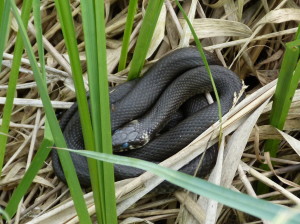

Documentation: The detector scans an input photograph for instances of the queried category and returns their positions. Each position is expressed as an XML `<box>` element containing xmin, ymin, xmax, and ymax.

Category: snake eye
<box><xmin>121</xmin><ymin>142</ymin><xmax>129</xmax><ymax>149</ymax></box>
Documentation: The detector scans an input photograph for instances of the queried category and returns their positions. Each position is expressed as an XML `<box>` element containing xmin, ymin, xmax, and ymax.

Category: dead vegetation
<box><xmin>1</xmin><ymin>0</ymin><xmax>300</xmax><ymax>223</ymax></box>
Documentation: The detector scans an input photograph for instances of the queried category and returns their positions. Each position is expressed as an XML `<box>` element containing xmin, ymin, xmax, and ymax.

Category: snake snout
<box><xmin>112</xmin><ymin>120</ymin><xmax>150</xmax><ymax>152</ymax></box>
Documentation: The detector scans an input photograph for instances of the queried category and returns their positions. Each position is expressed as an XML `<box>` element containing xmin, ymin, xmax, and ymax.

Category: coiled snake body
<box><xmin>52</xmin><ymin>47</ymin><xmax>243</xmax><ymax>188</ymax></box>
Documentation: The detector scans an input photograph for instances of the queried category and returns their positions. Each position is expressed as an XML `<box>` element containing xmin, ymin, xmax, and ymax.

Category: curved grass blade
<box><xmin>4</xmin><ymin>137</ymin><xmax>53</xmax><ymax>217</ymax></box>
<box><xmin>9</xmin><ymin>1</ymin><xmax>91</xmax><ymax>222</ymax></box>
<box><xmin>52</xmin><ymin>0</ymin><xmax>94</xmax><ymax>152</ymax></box>
<box><xmin>4</xmin><ymin>0</ymin><xmax>54</xmax><ymax>218</ymax></box>
<box><xmin>58</xmin><ymin>148</ymin><xmax>300</xmax><ymax>224</ymax></box>
<box><xmin>0</xmin><ymin>0</ymin><xmax>33</xmax><ymax>179</ymax></box>
<box><xmin>0</xmin><ymin>207</ymin><xmax>10</xmax><ymax>222</ymax></box>
<box><xmin>174</xmin><ymin>0</ymin><xmax>223</xmax><ymax>135</ymax></box>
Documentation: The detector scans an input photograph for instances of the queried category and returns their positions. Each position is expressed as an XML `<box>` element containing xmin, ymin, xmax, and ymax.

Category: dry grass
<box><xmin>1</xmin><ymin>0</ymin><xmax>300</xmax><ymax>223</ymax></box>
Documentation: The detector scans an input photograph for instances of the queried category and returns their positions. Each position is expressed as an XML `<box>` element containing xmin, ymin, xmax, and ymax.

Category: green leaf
<box><xmin>57</xmin><ymin>148</ymin><xmax>300</xmax><ymax>224</ymax></box>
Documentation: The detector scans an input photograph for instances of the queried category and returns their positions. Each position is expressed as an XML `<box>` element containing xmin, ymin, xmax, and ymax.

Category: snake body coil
<box><xmin>52</xmin><ymin>47</ymin><xmax>243</xmax><ymax>188</ymax></box>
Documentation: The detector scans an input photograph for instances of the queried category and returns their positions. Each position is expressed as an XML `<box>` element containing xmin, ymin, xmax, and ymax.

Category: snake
<box><xmin>52</xmin><ymin>47</ymin><xmax>243</xmax><ymax>188</ymax></box>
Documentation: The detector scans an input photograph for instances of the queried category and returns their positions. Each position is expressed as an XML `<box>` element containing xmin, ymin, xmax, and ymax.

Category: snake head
<box><xmin>112</xmin><ymin>120</ymin><xmax>151</xmax><ymax>152</ymax></box>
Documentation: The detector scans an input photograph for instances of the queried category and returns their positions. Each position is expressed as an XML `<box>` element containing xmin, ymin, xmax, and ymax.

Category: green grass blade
<box><xmin>0</xmin><ymin>0</ymin><xmax>11</xmax><ymax>177</ymax></box>
<box><xmin>174</xmin><ymin>0</ymin><xmax>223</xmax><ymax>133</ymax></box>
<box><xmin>118</xmin><ymin>0</ymin><xmax>138</xmax><ymax>71</ymax></box>
<box><xmin>264</xmin><ymin>40</ymin><xmax>300</xmax><ymax>157</ymax></box>
<box><xmin>80</xmin><ymin>0</ymin><xmax>118</xmax><ymax>222</ymax></box>
<box><xmin>4</xmin><ymin>137</ymin><xmax>53</xmax><ymax>217</ymax></box>
<box><xmin>52</xmin><ymin>0</ymin><xmax>94</xmax><ymax>153</ymax></box>
<box><xmin>127</xmin><ymin>0</ymin><xmax>164</xmax><ymax>80</ymax></box>
<box><xmin>94</xmin><ymin>0</ymin><xmax>117</xmax><ymax>223</ymax></box>
<box><xmin>0</xmin><ymin>0</ymin><xmax>32</xmax><ymax>179</ymax></box>
<box><xmin>269</xmin><ymin>41</ymin><xmax>299</xmax><ymax>130</ymax></box>
<box><xmin>57</xmin><ymin>148</ymin><xmax>300</xmax><ymax>224</ymax></box>
<box><xmin>0</xmin><ymin>0</ymin><xmax>10</xmax><ymax>71</ymax></box>
<box><xmin>295</xmin><ymin>24</ymin><xmax>300</xmax><ymax>40</ymax></box>
<box><xmin>9</xmin><ymin>1</ymin><xmax>91</xmax><ymax>222</ymax></box>
<box><xmin>32</xmin><ymin>0</ymin><xmax>46</xmax><ymax>79</ymax></box>
<box><xmin>0</xmin><ymin>0</ymin><xmax>4</xmax><ymax>22</ymax></box>
<box><xmin>52</xmin><ymin>0</ymin><xmax>102</xmax><ymax>222</ymax></box>
<box><xmin>4</xmin><ymin>0</ymin><xmax>54</xmax><ymax>217</ymax></box>
<box><xmin>0</xmin><ymin>207</ymin><xmax>10</xmax><ymax>222</ymax></box>
<box><xmin>259</xmin><ymin>33</ymin><xmax>300</xmax><ymax>194</ymax></box>
<box><xmin>79</xmin><ymin>0</ymin><xmax>104</xmax><ymax>222</ymax></box>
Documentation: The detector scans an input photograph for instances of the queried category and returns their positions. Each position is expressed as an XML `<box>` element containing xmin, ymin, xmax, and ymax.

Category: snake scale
<box><xmin>52</xmin><ymin>47</ymin><xmax>243</xmax><ymax>189</ymax></box>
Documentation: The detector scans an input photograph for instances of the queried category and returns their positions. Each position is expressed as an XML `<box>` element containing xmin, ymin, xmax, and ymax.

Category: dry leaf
<box><xmin>181</xmin><ymin>18</ymin><xmax>252</xmax><ymax>39</ymax></box>
<box><xmin>255</xmin><ymin>8</ymin><xmax>300</xmax><ymax>28</ymax></box>
<box><xmin>277</xmin><ymin>129</ymin><xmax>300</xmax><ymax>156</ymax></box>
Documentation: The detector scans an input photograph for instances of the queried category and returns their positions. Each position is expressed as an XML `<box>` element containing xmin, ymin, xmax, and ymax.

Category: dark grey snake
<box><xmin>52</xmin><ymin>47</ymin><xmax>243</xmax><ymax>188</ymax></box>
